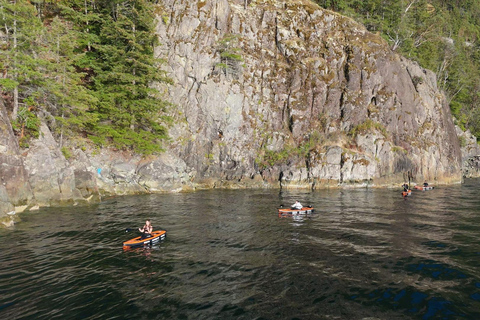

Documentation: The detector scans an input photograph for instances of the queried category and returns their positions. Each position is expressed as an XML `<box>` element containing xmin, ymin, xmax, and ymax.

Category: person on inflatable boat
<box><xmin>423</xmin><ymin>181</ymin><xmax>429</xmax><ymax>187</ymax></box>
<box><xmin>402</xmin><ymin>183</ymin><xmax>409</xmax><ymax>192</ymax></box>
<box><xmin>291</xmin><ymin>201</ymin><xmax>303</xmax><ymax>210</ymax></box>
<box><xmin>139</xmin><ymin>219</ymin><xmax>153</xmax><ymax>239</ymax></box>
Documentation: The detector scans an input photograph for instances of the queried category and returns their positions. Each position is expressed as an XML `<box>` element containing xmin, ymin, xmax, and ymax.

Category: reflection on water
<box><xmin>1</xmin><ymin>181</ymin><xmax>480</xmax><ymax>319</ymax></box>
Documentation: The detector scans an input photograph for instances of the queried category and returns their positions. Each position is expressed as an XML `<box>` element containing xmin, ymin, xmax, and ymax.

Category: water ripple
<box><xmin>1</xmin><ymin>184</ymin><xmax>480</xmax><ymax>319</ymax></box>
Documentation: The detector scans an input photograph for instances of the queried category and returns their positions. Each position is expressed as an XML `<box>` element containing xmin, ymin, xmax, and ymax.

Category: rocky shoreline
<box><xmin>2</xmin><ymin>0</ymin><xmax>480</xmax><ymax>227</ymax></box>
<box><xmin>0</xmin><ymin>100</ymin><xmax>473</xmax><ymax>228</ymax></box>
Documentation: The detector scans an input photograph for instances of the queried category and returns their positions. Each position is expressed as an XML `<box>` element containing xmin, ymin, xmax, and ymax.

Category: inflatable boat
<box><xmin>123</xmin><ymin>230</ymin><xmax>166</xmax><ymax>248</ymax></box>
<box><xmin>278</xmin><ymin>207</ymin><xmax>314</xmax><ymax>216</ymax></box>
<box><xmin>414</xmin><ymin>185</ymin><xmax>434</xmax><ymax>191</ymax></box>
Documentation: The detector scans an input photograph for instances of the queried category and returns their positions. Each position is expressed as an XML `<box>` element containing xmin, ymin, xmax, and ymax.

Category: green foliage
<box><xmin>0</xmin><ymin>78</ymin><xmax>19</xmax><ymax>90</ymax></box>
<box><xmin>84</xmin><ymin>0</ymin><xmax>171</xmax><ymax>154</ymax></box>
<box><xmin>220</xmin><ymin>51</ymin><xmax>243</xmax><ymax>62</ymax></box>
<box><xmin>0</xmin><ymin>0</ymin><xmax>48</xmax><ymax>113</ymax></box>
<box><xmin>313</xmin><ymin>0</ymin><xmax>480</xmax><ymax>138</ymax></box>
<box><xmin>256</xmin><ymin>131</ymin><xmax>327</xmax><ymax>169</ymax></box>
<box><xmin>161</xmin><ymin>13</ymin><xmax>169</xmax><ymax>25</ymax></box>
<box><xmin>0</xmin><ymin>0</ymin><xmax>171</xmax><ymax>154</ymax></box>
<box><xmin>61</xmin><ymin>147</ymin><xmax>72</xmax><ymax>159</ymax></box>
<box><xmin>216</xmin><ymin>34</ymin><xmax>244</xmax><ymax>76</ymax></box>
<box><xmin>392</xmin><ymin>145</ymin><xmax>407</xmax><ymax>154</ymax></box>
<box><xmin>216</xmin><ymin>62</ymin><xmax>229</xmax><ymax>69</ymax></box>
<box><xmin>459</xmin><ymin>136</ymin><xmax>467</xmax><ymax>148</ymax></box>
<box><xmin>256</xmin><ymin>148</ymin><xmax>292</xmax><ymax>168</ymax></box>
<box><xmin>349</xmin><ymin>119</ymin><xmax>388</xmax><ymax>137</ymax></box>
<box><xmin>11</xmin><ymin>106</ymin><xmax>41</xmax><ymax>148</ymax></box>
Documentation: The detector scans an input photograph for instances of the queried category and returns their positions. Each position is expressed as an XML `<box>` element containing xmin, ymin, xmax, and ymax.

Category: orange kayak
<box><xmin>123</xmin><ymin>230</ymin><xmax>166</xmax><ymax>247</ymax></box>
<box><xmin>402</xmin><ymin>190</ymin><xmax>412</xmax><ymax>197</ymax></box>
<box><xmin>278</xmin><ymin>207</ymin><xmax>314</xmax><ymax>216</ymax></box>
<box><xmin>414</xmin><ymin>185</ymin><xmax>434</xmax><ymax>191</ymax></box>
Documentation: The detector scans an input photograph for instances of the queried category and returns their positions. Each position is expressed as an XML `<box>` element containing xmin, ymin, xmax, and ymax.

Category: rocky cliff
<box><xmin>458</xmin><ymin>127</ymin><xmax>480</xmax><ymax>178</ymax></box>
<box><xmin>0</xmin><ymin>98</ymin><xmax>33</xmax><ymax>226</ymax></box>
<box><xmin>0</xmin><ymin>0</ymin><xmax>469</xmax><ymax>223</ymax></box>
<box><xmin>156</xmin><ymin>0</ymin><xmax>462</xmax><ymax>188</ymax></box>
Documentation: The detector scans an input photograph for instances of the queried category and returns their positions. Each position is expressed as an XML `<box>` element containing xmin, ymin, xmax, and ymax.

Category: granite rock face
<box><xmin>463</xmin><ymin>156</ymin><xmax>480</xmax><ymax>179</ymax></box>
<box><xmin>0</xmin><ymin>99</ymin><xmax>33</xmax><ymax>219</ymax></box>
<box><xmin>137</xmin><ymin>154</ymin><xmax>195</xmax><ymax>192</ymax></box>
<box><xmin>156</xmin><ymin>0</ymin><xmax>462</xmax><ymax>188</ymax></box>
<box><xmin>457</xmin><ymin>127</ymin><xmax>480</xmax><ymax>178</ymax></box>
<box><xmin>23</xmin><ymin>123</ymin><xmax>84</xmax><ymax>206</ymax></box>
<box><xmin>69</xmin><ymin>149</ymin><xmax>195</xmax><ymax>196</ymax></box>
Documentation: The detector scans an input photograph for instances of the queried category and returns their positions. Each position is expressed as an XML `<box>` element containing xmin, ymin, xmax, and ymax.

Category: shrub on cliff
<box><xmin>216</xmin><ymin>34</ymin><xmax>244</xmax><ymax>78</ymax></box>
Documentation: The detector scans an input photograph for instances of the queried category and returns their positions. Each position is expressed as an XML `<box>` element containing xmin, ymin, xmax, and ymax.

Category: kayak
<box><xmin>278</xmin><ymin>207</ymin><xmax>314</xmax><ymax>216</ymax></box>
<box><xmin>402</xmin><ymin>190</ymin><xmax>412</xmax><ymax>197</ymax></box>
<box><xmin>123</xmin><ymin>230</ymin><xmax>166</xmax><ymax>248</ymax></box>
<box><xmin>414</xmin><ymin>185</ymin><xmax>434</xmax><ymax>191</ymax></box>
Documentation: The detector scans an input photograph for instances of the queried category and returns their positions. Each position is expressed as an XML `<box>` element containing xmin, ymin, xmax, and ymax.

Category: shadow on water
<box><xmin>1</xmin><ymin>181</ymin><xmax>480</xmax><ymax>319</ymax></box>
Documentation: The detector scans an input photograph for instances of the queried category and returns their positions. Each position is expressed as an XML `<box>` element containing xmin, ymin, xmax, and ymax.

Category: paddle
<box><xmin>125</xmin><ymin>228</ymin><xmax>155</xmax><ymax>241</ymax></box>
<box><xmin>408</xmin><ymin>171</ymin><xmax>411</xmax><ymax>192</ymax></box>
<box><xmin>278</xmin><ymin>204</ymin><xmax>314</xmax><ymax>210</ymax></box>
<box><xmin>125</xmin><ymin>227</ymin><xmax>166</xmax><ymax>233</ymax></box>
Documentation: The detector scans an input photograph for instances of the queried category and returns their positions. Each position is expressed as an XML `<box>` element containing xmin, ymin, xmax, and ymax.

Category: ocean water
<box><xmin>1</xmin><ymin>180</ymin><xmax>480</xmax><ymax>319</ymax></box>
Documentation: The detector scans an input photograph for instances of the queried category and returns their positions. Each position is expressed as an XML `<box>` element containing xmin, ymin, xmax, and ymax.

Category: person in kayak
<box><xmin>291</xmin><ymin>201</ymin><xmax>303</xmax><ymax>210</ymax></box>
<box><xmin>139</xmin><ymin>219</ymin><xmax>153</xmax><ymax>239</ymax></box>
<box><xmin>423</xmin><ymin>181</ymin><xmax>429</xmax><ymax>187</ymax></box>
<box><xmin>402</xmin><ymin>183</ymin><xmax>409</xmax><ymax>192</ymax></box>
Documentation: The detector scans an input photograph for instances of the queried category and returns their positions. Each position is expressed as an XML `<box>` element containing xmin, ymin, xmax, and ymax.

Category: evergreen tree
<box><xmin>1</xmin><ymin>0</ymin><xmax>171</xmax><ymax>154</ymax></box>
<box><xmin>42</xmin><ymin>15</ymin><xmax>98</xmax><ymax>146</ymax></box>
<box><xmin>0</xmin><ymin>0</ymin><xmax>45</xmax><ymax>121</ymax></box>
<box><xmin>62</xmin><ymin>0</ymin><xmax>171</xmax><ymax>154</ymax></box>
<box><xmin>87</xmin><ymin>0</ymin><xmax>171</xmax><ymax>154</ymax></box>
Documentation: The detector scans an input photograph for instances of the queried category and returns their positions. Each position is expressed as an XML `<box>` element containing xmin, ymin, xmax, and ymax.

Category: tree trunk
<box><xmin>85</xmin><ymin>0</ymin><xmax>91</xmax><ymax>51</ymax></box>
<box><xmin>130</xmin><ymin>6</ymin><xmax>136</xmax><ymax>131</ymax></box>
<box><xmin>12</xmin><ymin>0</ymin><xmax>19</xmax><ymax>121</ymax></box>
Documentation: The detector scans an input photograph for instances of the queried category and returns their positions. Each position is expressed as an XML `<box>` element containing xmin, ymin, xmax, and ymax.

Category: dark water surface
<box><xmin>1</xmin><ymin>180</ymin><xmax>480</xmax><ymax>319</ymax></box>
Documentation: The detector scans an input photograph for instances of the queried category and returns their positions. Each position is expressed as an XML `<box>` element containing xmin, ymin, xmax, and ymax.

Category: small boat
<box><xmin>414</xmin><ymin>185</ymin><xmax>434</xmax><ymax>191</ymax></box>
<box><xmin>123</xmin><ymin>230</ymin><xmax>166</xmax><ymax>248</ymax></box>
<box><xmin>278</xmin><ymin>207</ymin><xmax>314</xmax><ymax>216</ymax></box>
<box><xmin>402</xmin><ymin>190</ymin><xmax>412</xmax><ymax>197</ymax></box>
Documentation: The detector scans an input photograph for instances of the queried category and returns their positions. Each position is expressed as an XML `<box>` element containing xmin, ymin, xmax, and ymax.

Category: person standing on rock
<box><xmin>139</xmin><ymin>219</ymin><xmax>153</xmax><ymax>239</ymax></box>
